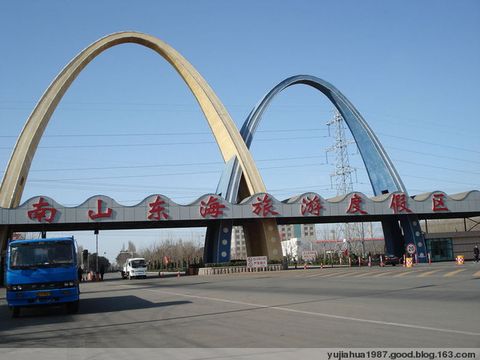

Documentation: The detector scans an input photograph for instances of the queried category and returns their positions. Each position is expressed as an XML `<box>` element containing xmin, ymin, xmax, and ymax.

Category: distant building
<box><xmin>280</xmin><ymin>237</ymin><xmax>315</xmax><ymax>260</ymax></box>
<box><xmin>231</xmin><ymin>224</ymin><xmax>316</xmax><ymax>260</ymax></box>
<box><xmin>421</xmin><ymin>217</ymin><xmax>480</xmax><ymax>261</ymax></box>
<box><xmin>231</xmin><ymin>226</ymin><xmax>247</xmax><ymax>260</ymax></box>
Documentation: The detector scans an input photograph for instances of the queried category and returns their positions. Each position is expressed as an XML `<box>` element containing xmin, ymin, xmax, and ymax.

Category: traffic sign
<box><xmin>406</xmin><ymin>243</ymin><xmax>416</xmax><ymax>255</ymax></box>
<box><xmin>247</xmin><ymin>256</ymin><xmax>267</xmax><ymax>268</ymax></box>
<box><xmin>302</xmin><ymin>250</ymin><xmax>317</xmax><ymax>261</ymax></box>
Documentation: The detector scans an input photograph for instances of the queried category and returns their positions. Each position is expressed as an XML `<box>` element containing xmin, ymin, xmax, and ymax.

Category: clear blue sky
<box><xmin>1</xmin><ymin>0</ymin><xmax>479</xmax><ymax>262</ymax></box>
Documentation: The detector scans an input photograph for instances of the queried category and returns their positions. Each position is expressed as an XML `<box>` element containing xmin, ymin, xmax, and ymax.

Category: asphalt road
<box><xmin>0</xmin><ymin>262</ymin><xmax>479</xmax><ymax>348</ymax></box>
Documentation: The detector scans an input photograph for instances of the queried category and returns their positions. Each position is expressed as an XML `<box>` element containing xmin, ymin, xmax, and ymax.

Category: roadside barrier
<box><xmin>414</xmin><ymin>254</ymin><xmax>418</xmax><ymax>264</ymax></box>
<box><xmin>428</xmin><ymin>253</ymin><xmax>432</xmax><ymax>264</ymax></box>
<box><xmin>405</xmin><ymin>257</ymin><xmax>413</xmax><ymax>268</ymax></box>
<box><xmin>380</xmin><ymin>255</ymin><xmax>384</xmax><ymax>267</ymax></box>
<box><xmin>348</xmin><ymin>257</ymin><xmax>352</xmax><ymax>267</ymax></box>
<box><xmin>456</xmin><ymin>255</ymin><xmax>464</xmax><ymax>265</ymax></box>
<box><xmin>198</xmin><ymin>264</ymin><xmax>282</xmax><ymax>275</ymax></box>
<box><xmin>368</xmin><ymin>255</ymin><xmax>372</xmax><ymax>267</ymax></box>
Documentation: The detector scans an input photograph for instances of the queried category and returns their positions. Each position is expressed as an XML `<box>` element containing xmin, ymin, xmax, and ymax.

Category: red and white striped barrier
<box><xmin>456</xmin><ymin>255</ymin><xmax>464</xmax><ymax>265</ymax></box>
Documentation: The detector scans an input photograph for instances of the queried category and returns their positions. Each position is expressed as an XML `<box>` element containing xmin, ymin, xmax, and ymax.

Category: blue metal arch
<box><xmin>205</xmin><ymin>75</ymin><xmax>426</xmax><ymax>263</ymax></box>
<box><xmin>219</xmin><ymin>75</ymin><xmax>406</xmax><ymax>202</ymax></box>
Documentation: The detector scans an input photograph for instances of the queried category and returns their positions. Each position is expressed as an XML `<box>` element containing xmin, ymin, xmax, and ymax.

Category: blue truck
<box><xmin>5</xmin><ymin>236</ymin><xmax>80</xmax><ymax>317</ymax></box>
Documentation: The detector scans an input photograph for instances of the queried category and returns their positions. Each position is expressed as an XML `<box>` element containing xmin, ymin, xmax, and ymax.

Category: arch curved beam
<box><xmin>218</xmin><ymin>74</ymin><xmax>406</xmax><ymax>203</ymax></box>
<box><xmin>0</xmin><ymin>31</ymin><xmax>267</xmax><ymax>209</ymax></box>
<box><xmin>0</xmin><ymin>31</ymin><xmax>283</xmax><ymax>263</ymax></box>
<box><xmin>214</xmin><ymin>75</ymin><xmax>424</xmax><ymax>261</ymax></box>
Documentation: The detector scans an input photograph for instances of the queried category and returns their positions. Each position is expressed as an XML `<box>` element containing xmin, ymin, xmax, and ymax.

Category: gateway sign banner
<box><xmin>1</xmin><ymin>191</ymin><xmax>479</xmax><ymax>226</ymax></box>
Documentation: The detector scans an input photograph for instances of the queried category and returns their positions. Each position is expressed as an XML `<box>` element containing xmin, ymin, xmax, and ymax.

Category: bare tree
<box><xmin>138</xmin><ymin>239</ymin><xmax>203</xmax><ymax>270</ymax></box>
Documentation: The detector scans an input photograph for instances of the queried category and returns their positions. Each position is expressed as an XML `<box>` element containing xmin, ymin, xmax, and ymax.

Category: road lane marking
<box><xmin>350</xmin><ymin>271</ymin><xmax>374</xmax><ymax>278</ymax></box>
<box><xmin>304</xmin><ymin>271</ymin><xmax>345</xmax><ymax>278</ymax></box>
<box><xmin>372</xmin><ymin>271</ymin><xmax>393</xmax><ymax>277</ymax></box>
<box><xmin>331</xmin><ymin>271</ymin><xmax>357</xmax><ymax>278</ymax></box>
<box><xmin>417</xmin><ymin>270</ymin><xmax>441</xmax><ymax>277</ymax></box>
<box><xmin>392</xmin><ymin>271</ymin><xmax>414</xmax><ymax>277</ymax></box>
<box><xmin>443</xmin><ymin>269</ymin><xmax>466</xmax><ymax>277</ymax></box>
<box><xmin>143</xmin><ymin>287</ymin><xmax>480</xmax><ymax>337</ymax></box>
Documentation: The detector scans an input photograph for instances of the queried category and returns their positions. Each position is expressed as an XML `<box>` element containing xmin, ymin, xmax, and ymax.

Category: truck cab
<box><xmin>121</xmin><ymin>258</ymin><xmax>147</xmax><ymax>279</ymax></box>
<box><xmin>5</xmin><ymin>236</ymin><xmax>80</xmax><ymax>317</ymax></box>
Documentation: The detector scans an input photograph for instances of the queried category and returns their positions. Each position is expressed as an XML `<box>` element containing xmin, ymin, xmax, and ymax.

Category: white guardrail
<box><xmin>198</xmin><ymin>264</ymin><xmax>282</xmax><ymax>275</ymax></box>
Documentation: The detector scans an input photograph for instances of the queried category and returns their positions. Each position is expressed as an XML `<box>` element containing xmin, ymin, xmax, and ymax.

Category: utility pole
<box><xmin>94</xmin><ymin>229</ymin><xmax>99</xmax><ymax>273</ymax></box>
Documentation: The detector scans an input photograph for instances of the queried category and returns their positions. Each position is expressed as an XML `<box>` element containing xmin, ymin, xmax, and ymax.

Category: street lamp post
<box><xmin>94</xmin><ymin>229</ymin><xmax>99</xmax><ymax>273</ymax></box>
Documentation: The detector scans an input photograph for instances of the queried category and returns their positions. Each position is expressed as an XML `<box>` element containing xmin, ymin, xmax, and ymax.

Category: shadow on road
<box><xmin>0</xmin><ymin>295</ymin><xmax>191</xmax><ymax>336</ymax></box>
<box><xmin>79</xmin><ymin>296</ymin><xmax>191</xmax><ymax>315</ymax></box>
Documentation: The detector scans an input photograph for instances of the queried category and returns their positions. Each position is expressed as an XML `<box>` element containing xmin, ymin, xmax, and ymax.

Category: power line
<box><xmin>386</xmin><ymin>146</ymin><xmax>480</xmax><ymax>165</ymax></box>
<box><xmin>2</xmin><ymin>131</ymin><xmax>477</xmax><ymax>158</ymax></box>
<box><xmin>0</xmin><ymin>128</ymin><xmax>328</xmax><ymax>139</ymax></box>
<box><xmin>401</xmin><ymin>174</ymin><xmax>479</xmax><ymax>187</ymax></box>
<box><xmin>0</xmin><ymin>99</ymin><xmax>331</xmax><ymax>110</ymax></box>
<box><xmin>10</xmin><ymin>152</ymin><xmax>478</xmax><ymax>178</ymax></box>
<box><xmin>0</xmin><ymin>135</ymin><xmax>329</xmax><ymax>150</ymax></box>
<box><xmin>25</xmin><ymin>154</ymin><xmax>327</xmax><ymax>172</ymax></box>
<box><xmin>27</xmin><ymin>162</ymin><xmax>329</xmax><ymax>183</ymax></box>
<box><xmin>377</xmin><ymin>132</ymin><xmax>480</xmax><ymax>154</ymax></box>
<box><xmin>391</xmin><ymin>158</ymin><xmax>480</xmax><ymax>175</ymax></box>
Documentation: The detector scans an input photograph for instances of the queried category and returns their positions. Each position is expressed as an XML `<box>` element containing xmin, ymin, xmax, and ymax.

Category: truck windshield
<box><xmin>9</xmin><ymin>241</ymin><xmax>74</xmax><ymax>269</ymax></box>
<box><xmin>131</xmin><ymin>260</ymin><xmax>146</xmax><ymax>268</ymax></box>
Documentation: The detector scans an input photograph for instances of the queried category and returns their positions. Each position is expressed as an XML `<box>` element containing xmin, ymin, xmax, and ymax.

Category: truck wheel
<box><xmin>66</xmin><ymin>301</ymin><xmax>79</xmax><ymax>314</ymax></box>
<box><xmin>10</xmin><ymin>306</ymin><xmax>20</xmax><ymax>318</ymax></box>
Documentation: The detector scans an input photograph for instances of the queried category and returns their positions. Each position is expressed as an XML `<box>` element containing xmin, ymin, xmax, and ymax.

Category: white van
<box><xmin>121</xmin><ymin>258</ymin><xmax>147</xmax><ymax>279</ymax></box>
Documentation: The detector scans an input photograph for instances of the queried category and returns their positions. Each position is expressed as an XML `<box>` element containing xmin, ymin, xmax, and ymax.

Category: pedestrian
<box><xmin>100</xmin><ymin>263</ymin><xmax>105</xmax><ymax>281</ymax></box>
<box><xmin>474</xmin><ymin>245</ymin><xmax>479</xmax><ymax>263</ymax></box>
<box><xmin>77</xmin><ymin>266</ymin><xmax>83</xmax><ymax>282</ymax></box>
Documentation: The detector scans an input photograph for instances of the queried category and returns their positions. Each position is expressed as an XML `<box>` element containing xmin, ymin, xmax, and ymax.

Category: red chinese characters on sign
<box><xmin>389</xmin><ymin>193</ymin><xmax>412</xmax><ymax>214</ymax></box>
<box><xmin>301</xmin><ymin>195</ymin><xmax>323</xmax><ymax>216</ymax></box>
<box><xmin>88</xmin><ymin>199</ymin><xmax>113</xmax><ymax>220</ymax></box>
<box><xmin>346</xmin><ymin>193</ymin><xmax>368</xmax><ymax>215</ymax></box>
<box><xmin>252</xmin><ymin>194</ymin><xmax>279</xmax><ymax>217</ymax></box>
<box><xmin>200</xmin><ymin>196</ymin><xmax>226</xmax><ymax>218</ymax></box>
<box><xmin>27</xmin><ymin>197</ymin><xmax>57</xmax><ymax>223</ymax></box>
<box><xmin>148</xmin><ymin>196</ymin><xmax>169</xmax><ymax>220</ymax></box>
<box><xmin>432</xmin><ymin>193</ymin><xmax>449</xmax><ymax>211</ymax></box>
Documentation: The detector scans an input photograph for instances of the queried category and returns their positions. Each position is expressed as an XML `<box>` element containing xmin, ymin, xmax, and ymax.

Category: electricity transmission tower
<box><xmin>326</xmin><ymin>109</ymin><xmax>356</xmax><ymax>195</ymax></box>
<box><xmin>326</xmin><ymin>109</ymin><xmax>365</xmax><ymax>255</ymax></box>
